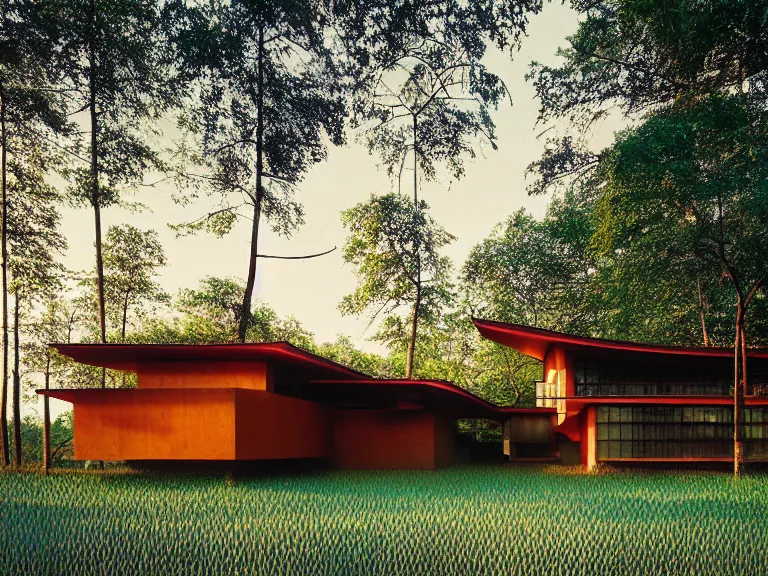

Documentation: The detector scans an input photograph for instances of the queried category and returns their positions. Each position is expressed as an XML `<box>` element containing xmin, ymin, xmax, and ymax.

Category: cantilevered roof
<box><xmin>50</xmin><ymin>341</ymin><xmax>369</xmax><ymax>381</ymax></box>
<box><xmin>308</xmin><ymin>379</ymin><xmax>551</xmax><ymax>419</ymax></box>
<box><xmin>472</xmin><ymin>317</ymin><xmax>768</xmax><ymax>362</ymax></box>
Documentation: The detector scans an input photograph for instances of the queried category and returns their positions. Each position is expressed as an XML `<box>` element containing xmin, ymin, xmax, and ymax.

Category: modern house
<box><xmin>39</xmin><ymin>318</ymin><xmax>768</xmax><ymax>470</ymax></box>
<box><xmin>474</xmin><ymin>319</ymin><xmax>768</xmax><ymax>468</ymax></box>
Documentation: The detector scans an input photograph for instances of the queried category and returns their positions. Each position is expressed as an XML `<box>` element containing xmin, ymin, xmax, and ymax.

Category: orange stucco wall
<box><xmin>137</xmin><ymin>361</ymin><xmax>272</xmax><ymax>391</ymax></box>
<box><xmin>73</xmin><ymin>389</ymin><xmax>237</xmax><ymax>461</ymax></box>
<box><xmin>332</xmin><ymin>410</ymin><xmax>454</xmax><ymax>469</ymax></box>
<box><xmin>72</xmin><ymin>388</ymin><xmax>336</xmax><ymax>462</ymax></box>
<box><xmin>234</xmin><ymin>390</ymin><xmax>332</xmax><ymax>460</ymax></box>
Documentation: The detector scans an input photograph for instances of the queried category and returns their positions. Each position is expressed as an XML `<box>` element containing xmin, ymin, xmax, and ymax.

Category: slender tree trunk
<box><xmin>121</xmin><ymin>290</ymin><xmax>129</xmax><ymax>342</ymax></box>
<box><xmin>0</xmin><ymin>85</ymin><xmax>8</xmax><ymax>466</ymax></box>
<box><xmin>121</xmin><ymin>290</ymin><xmax>129</xmax><ymax>387</ymax></box>
<box><xmin>734</xmin><ymin>301</ymin><xmax>744</xmax><ymax>477</ymax></box>
<box><xmin>89</xmin><ymin>0</ymin><xmax>106</xmax><ymax>405</ymax></box>
<box><xmin>43</xmin><ymin>355</ymin><xmax>50</xmax><ymax>473</ymax></box>
<box><xmin>239</xmin><ymin>21</ymin><xmax>265</xmax><ymax>343</ymax></box>
<box><xmin>741</xmin><ymin>320</ymin><xmax>748</xmax><ymax>397</ymax></box>
<box><xmin>406</xmin><ymin>283</ymin><xmax>421</xmax><ymax>379</ymax></box>
<box><xmin>405</xmin><ymin>115</ymin><xmax>420</xmax><ymax>379</ymax></box>
<box><xmin>89</xmin><ymin>0</ymin><xmax>105</xmax><ymax>350</ymax></box>
<box><xmin>697</xmin><ymin>277</ymin><xmax>710</xmax><ymax>347</ymax></box>
<box><xmin>12</xmin><ymin>293</ymin><xmax>20</xmax><ymax>467</ymax></box>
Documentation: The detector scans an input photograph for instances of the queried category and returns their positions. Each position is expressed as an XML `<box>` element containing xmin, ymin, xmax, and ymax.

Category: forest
<box><xmin>1</xmin><ymin>0</ymin><xmax>767</xmax><ymax>468</ymax></box>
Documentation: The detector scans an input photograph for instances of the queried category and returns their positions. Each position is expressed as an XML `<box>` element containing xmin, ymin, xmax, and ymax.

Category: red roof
<box><xmin>309</xmin><ymin>379</ymin><xmax>551</xmax><ymax>418</ymax></box>
<box><xmin>472</xmin><ymin>317</ymin><xmax>768</xmax><ymax>361</ymax></box>
<box><xmin>50</xmin><ymin>341</ymin><xmax>369</xmax><ymax>380</ymax></box>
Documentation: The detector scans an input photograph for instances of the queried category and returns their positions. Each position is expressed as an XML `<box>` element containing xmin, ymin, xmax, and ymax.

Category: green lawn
<box><xmin>2</xmin><ymin>465</ymin><xmax>768</xmax><ymax>575</ymax></box>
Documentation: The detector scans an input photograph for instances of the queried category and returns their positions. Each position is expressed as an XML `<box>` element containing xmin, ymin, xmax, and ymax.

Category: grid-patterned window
<box><xmin>575</xmin><ymin>360</ymin><xmax>731</xmax><ymax>397</ymax></box>
<box><xmin>744</xmin><ymin>407</ymin><xmax>768</xmax><ymax>461</ymax></box>
<box><xmin>596</xmin><ymin>406</ymin><xmax>768</xmax><ymax>460</ymax></box>
<box><xmin>596</xmin><ymin>406</ymin><xmax>734</xmax><ymax>459</ymax></box>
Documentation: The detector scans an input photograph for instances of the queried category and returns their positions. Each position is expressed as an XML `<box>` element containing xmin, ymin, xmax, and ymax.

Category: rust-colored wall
<box><xmin>434</xmin><ymin>415</ymin><xmax>455</xmax><ymax>468</ymax></box>
<box><xmin>137</xmin><ymin>361</ymin><xmax>272</xmax><ymax>391</ymax></box>
<box><xmin>73</xmin><ymin>389</ymin><xmax>236</xmax><ymax>461</ymax></box>
<box><xmin>332</xmin><ymin>410</ymin><xmax>453</xmax><ymax>470</ymax></box>
<box><xmin>234</xmin><ymin>390</ymin><xmax>331</xmax><ymax>459</ymax></box>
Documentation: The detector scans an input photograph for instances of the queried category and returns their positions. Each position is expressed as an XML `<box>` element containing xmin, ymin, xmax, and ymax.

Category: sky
<box><xmin>37</xmin><ymin>3</ymin><xmax>625</xmax><ymax>418</ymax></box>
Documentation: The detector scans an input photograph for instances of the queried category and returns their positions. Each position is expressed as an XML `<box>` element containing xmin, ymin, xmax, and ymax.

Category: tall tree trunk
<box><xmin>89</xmin><ymin>0</ymin><xmax>106</xmax><ymax>406</ymax></box>
<box><xmin>239</xmin><ymin>22</ymin><xmax>265</xmax><ymax>343</ymax></box>
<box><xmin>405</xmin><ymin>115</ymin><xmax>420</xmax><ymax>379</ymax></box>
<box><xmin>12</xmin><ymin>293</ymin><xmax>20</xmax><ymax>467</ymax></box>
<box><xmin>90</xmin><ymin>0</ymin><xmax>105</xmax><ymax>471</ymax></box>
<box><xmin>741</xmin><ymin>319</ymin><xmax>748</xmax><ymax>397</ymax></box>
<box><xmin>89</xmin><ymin>0</ymin><xmax>106</xmax><ymax>352</ymax></box>
<box><xmin>734</xmin><ymin>301</ymin><xmax>744</xmax><ymax>477</ymax></box>
<box><xmin>121</xmin><ymin>289</ymin><xmax>129</xmax><ymax>342</ymax></box>
<box><xmin>406</xmin><ymin>282</ymin><xmax>421</xmax><ymax>379</ymax></box>
<box><xmin>43</xmin><ymin>354</ymin><xmax>50</xmax><ymax>473</ymax></box>
<box><xmin>697</xmin><ymin>277</ymin><xmax>710</xmax><ymax>347</ymax></box>
<box><xmin>121</xmin><ymin>290</ymin><xmax>129</xmax><ymax>387</ymax></box>
<box><xmin>0</xmin><ymin>85</ymin><xmax>8</xmax><ymax>466</ymax></box>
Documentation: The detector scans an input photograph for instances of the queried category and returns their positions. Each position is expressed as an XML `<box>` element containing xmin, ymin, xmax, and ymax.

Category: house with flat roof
<box><xmin>39</xmin><ymin>318</ymin><xmax>768</xmax><ymax>470</ymax></box>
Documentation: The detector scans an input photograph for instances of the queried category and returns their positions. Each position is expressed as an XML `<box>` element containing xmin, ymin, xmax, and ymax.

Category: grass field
<box><xmin>3</xmin><ymin>465</ymin><xmax>768</xmax><ymax>575</ymax></box>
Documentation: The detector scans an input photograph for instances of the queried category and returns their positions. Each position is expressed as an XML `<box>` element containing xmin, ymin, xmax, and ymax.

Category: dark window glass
<box><xmin>596</xmin><ymin>405</ymin><xmax>741</xmax><ymax>460</ymax></box>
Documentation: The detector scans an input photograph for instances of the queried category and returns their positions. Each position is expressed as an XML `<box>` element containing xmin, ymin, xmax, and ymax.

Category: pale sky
<box><xmin>37</xmin><ymin>3</ymin><xmax>625</xmax><ymax>418</ymax></box>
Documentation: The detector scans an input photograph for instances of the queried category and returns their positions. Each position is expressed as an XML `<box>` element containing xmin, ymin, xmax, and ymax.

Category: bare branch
<box><xmin>257</xmin><ymin>246</ymin><xmax>337</xmax><ymax>260</ymax></box>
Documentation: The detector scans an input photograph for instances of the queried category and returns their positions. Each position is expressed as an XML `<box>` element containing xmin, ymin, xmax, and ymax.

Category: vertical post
<box><xmin>43</xmin><ymin>354</ymin><xmax>51</xmax><ymax>474</ymax></box>
<box><xmin>0</xmin><ymin>84</ymin><xmax>8</xmax><ymax>467</ymax></box>
<box><xmin>734</xmin><ymin>307</ymin><xmax>743</xmax><ymax>477</ymax></box>
<box><xmin>581</xmin><ymin>406</ymin><xmax>597</xmax><ymax>471</ymax></box>
<box><xmin>502</xmin><ymin>419</ymin><xmax>511</xmax><ymax>461</ymax></box>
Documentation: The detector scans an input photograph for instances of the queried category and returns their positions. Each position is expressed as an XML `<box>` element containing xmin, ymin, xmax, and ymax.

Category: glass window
<box><xmin>609</xmin><ymin>441</ymin><xmax>621</xmax><ymax>458</ymax></box>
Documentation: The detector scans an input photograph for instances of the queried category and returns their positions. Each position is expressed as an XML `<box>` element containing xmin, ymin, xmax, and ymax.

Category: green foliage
<box><xmin>101</xmin><ymin>225</ymin><xmax>169</xmax><ymax>339</ymax></box>
<box><xmin>591</xmin><ymin>93</ymin><xmax>768</xmax><ymax>342</ymax></box>
<box><xmin>166</xmin><ymin>0</ymin><xmax>345</xmax><ymax>238</ymax></box>
<box><xmin>462</xmin><ymin>203</ymin><xmax>596</xmax><ymax>335</ymax></box>
<box><xmin>4</xmin><ymin>467</ymin><xmax>768</xmax><ymax>574</ymax></box>
<box><xmin>340</xmin><ymin>193</ymin><xmax>454</xmax><ymax>324</ymax></box>
<box><xmin>56</xmin><ymin>0</ymin><xmax>178</xmax><ymax>209</ymax></box>
<box><xmin>529</xmin><ymin>0</ymin><xmax>768</xmax><ymax>128</ymax></box>
<box><xmin>349</xmin><ymin>0</ymin><xmax>543</xmax><ymax>184</ymax></box>
<box><xmin>6</xmin><ymin>412</ymin><xmax>74</xmax><ymax>465</ymax></box>
<box><xmin>6</xmin><ymin>144</ymin><xmax>67</xmax><ymax>300</ymax></box>
<box><xmin>316</xmin><ymin>335</ymin><xmax>393</xmax><ymax>378</ymax></box>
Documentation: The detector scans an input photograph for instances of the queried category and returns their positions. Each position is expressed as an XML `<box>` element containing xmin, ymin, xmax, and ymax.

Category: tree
<box><xmin>6</xmin><ymin>140</ymin><xmax>66</xmax><ymax>467</ymax></box>
<box><xmin>0</xmin><ymin>0</ymin><xmax>70</xmax><ymax>466</ymax></box>
<box><xmin>462</xmin><ymin>201</ymin><xmax>597</xmax><ymax>335</ymax></box>
<box><xmin>167</xmin><ymin>0</ymin><xmax>345</xmax><ymax>343</ymax></box>
<box><xmin>57</xmin><ymin>0</ymin><xmax>178</xmax><ymax>354</ymax></box>
<box><xmin>7</xmin><ymin>412</ymin><xmax>74</xmax><ymax>467</ymax></box>
<box><xmin>132</xmin><ymin>276</ymin><xmax>316</xmax><ymax>347</ymax></box>
<box><xmin>590</xmin><ymin>94</ymin><xmax>768</xmax><ymax>475</ymax></box>
<box><xmin>316</xmin><ymin>335</ymin><xmax>392</xmax><ymax>378</ymax></box>
<box><xmin>528</xmin><ymin>0</ymin><xmax>768</xmax><ymax>129</ymax></box>
<box><xmin>22</xmin><ymin>298</ymin><xmax>74</xmax><ymax>472</ymax></box>
<box><xmin>102</xmin><ymin>225</ymin><xmax>168</xmax><ymax>341</ymax></box>
<box><xmin>340</xmin><ymin>193</ymin><xmax>454</xmax><ymax>378</ymax></box>
<box><xmin>528</xmin><ymin>0</ymin><xmax>768</xmax><ymax>476</ymax></box>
